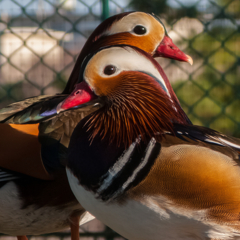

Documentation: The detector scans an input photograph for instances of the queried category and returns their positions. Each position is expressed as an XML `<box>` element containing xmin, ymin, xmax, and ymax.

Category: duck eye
<box><xmin>133</xmin><ymin>25</ymin><xmax>147</xmax><ymax>35</ymax></box>
<box><xmin>104</xmin><ymin>65</ymin><xmax>116</xmax><ymax>75</ymax></box>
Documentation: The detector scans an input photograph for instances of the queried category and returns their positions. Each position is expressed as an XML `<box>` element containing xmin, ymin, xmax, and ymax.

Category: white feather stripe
<box><xmin>0</xmin><ymin>177</ymin><xmax>18</xmax><ymax>182</ymax></box>
<box><xmin>203</xmin><ymin>138</ymin><xmax>225</xmax><ymax>146</ymax></box>
<box><xmin>0</xmin><ymin>169</ymin><xmax>18</xmax><ymax>182</ymax></box>
<box><xmin>97</xmin><ymin>140</ymin><xmax>138</xmax><ymax>193</ymax></box>
<box><xmin>219</xmin><ymin>138</ymin><xmax>240</xmax><ymax>150</ymax></box>
<box><xmin>203</xmin><ymin>137</ymin><xmax>240</xmax><ymax>150</ymax></box>
<box><xmin>122</xmin><ymin>137</ymin><xmax>156</xmax><ymax>190</ymax></box>
<box><xmin>0</xmin><ymin>172</ymin><xmax>15</xmax><ymax>177</ymax></box>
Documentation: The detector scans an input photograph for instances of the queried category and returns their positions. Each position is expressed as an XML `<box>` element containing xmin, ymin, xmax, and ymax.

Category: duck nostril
<box><xmin>75</xmin><ymin>90</ymin><xmax>81</xmax><ymax>95</ymax></box>
<box><xmin>169</xmin><ymin>46</ymin><xmax>174</xmax><ymax>50</ymax></box>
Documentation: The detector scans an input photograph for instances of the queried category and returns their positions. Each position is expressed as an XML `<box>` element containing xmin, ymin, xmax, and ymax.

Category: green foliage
<box><xmin>129</xmin><ymin>0</ymin><xmax>198</xmax><ymax>20</ymax></box>
<box><xmin>173</xmin><ymin>64</ymin><xmax>240</xmax><ymax>137</ymax></box>
<box><xmin>164</xmin><ymin>0</ymin><xmax>240</xmax><ymax>137</ymax></box>
<box><xmin>129</xmin><ymin>0</ymin><xmax>168</xmax><ymax>15</ymax></box>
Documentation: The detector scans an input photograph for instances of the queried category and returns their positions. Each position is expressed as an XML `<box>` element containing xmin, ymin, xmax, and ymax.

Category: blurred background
<box><xmin>0</xmin><ymin>0</ymin><xmax>239</xmax><ymax>239</ymax></box>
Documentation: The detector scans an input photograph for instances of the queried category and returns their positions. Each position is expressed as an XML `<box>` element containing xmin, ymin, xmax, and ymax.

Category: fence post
<box><xmin>102</xmin><ymin>0</ymin><xmax>109</xmax><ymax>20</ymax></box>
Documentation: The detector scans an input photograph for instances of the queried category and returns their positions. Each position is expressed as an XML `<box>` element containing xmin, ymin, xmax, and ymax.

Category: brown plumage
<box><xmin>0</xmin><ymin>123</ymin><xmax>50</xmax><ymax>180</ymax></box>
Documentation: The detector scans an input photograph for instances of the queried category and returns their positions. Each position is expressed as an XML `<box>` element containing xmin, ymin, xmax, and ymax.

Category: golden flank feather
<box><xmin>10</xmin><ymin>123</ymin><xmax>39</xmax><ymax>136</ymax></box>
<box><xmin>130</xmin><ymin>142</ymin><xmax>240</xmax><ymax>229</ymax></box>
<box><xmin>85</xmin><ymin>72</ymin><xmax>186</xmax><ymax>147</ymax></box>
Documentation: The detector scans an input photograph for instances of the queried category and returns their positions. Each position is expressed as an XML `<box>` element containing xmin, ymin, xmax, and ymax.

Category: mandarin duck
<box><xmin>63</xmin><ymin>11</ymin><xmax>193</xmax><ymax>94</ymax></box>
<box><xmin>58</xmin><ymin>46</ymin><xmax>240</xmax><ymax>240</ymax></box>
<box><xmin>0</xmin><ymin>11</ymin><xmax>192</xmax><ymax>239</ymax></box>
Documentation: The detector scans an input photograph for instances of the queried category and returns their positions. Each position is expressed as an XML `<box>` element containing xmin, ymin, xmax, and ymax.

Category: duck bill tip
<box><xmin>186</xmin><ymin>54</ymin><xmax>193</xmax><ymax>65</ymax></box>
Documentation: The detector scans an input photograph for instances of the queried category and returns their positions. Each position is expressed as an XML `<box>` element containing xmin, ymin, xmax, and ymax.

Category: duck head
<box><xmin>58</xmin><ymin>46</ymin><xmax>190</xmax><ymax>147</ymax></box>
<box><xmin>63</xmin><ymin>12</ymin><xmax>192</xmax><ymax>94</ymax></box>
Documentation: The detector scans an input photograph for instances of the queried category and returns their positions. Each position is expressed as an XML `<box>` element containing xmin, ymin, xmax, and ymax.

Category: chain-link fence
<box><xmin>0</xmin><ymin>0</ymin><xmax>240</xmax><ymax>239</ymax></box>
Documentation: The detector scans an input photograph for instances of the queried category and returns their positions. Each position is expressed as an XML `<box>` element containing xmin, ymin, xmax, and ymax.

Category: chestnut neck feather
<box><xmin>146</xmin><ymin>56</ymin><xmax>192</xmax><ymax>124</ymax></box>
<box><xmin>85</xmin><ymin>72</ymin><xmax>189</xmax><ymax>147</ymax></box>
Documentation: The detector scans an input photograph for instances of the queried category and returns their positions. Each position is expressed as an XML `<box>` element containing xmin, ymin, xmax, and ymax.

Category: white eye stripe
<box><xmin>104</xmin><ymin>24</ymin><xmax>149</xmax><ymax>37</ymax></box>
<box><xmin>103</xmin><ymin>12</ymin><xmax>153</xmax><ymax>36</ymax></box>
<box><xmin>84</xmin><ymin>47</ymin><xmax>170</xmax><ymax>97</ymax></box>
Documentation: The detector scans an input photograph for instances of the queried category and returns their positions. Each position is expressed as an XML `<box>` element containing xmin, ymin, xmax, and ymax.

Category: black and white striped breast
<box><xmin>68</xmin><ymin>119</ymin><xmax>161</xmax><ymax>202</ymax></box>
<box><xmin>95</xmin><ymin>137</ymin><xmax>161</xmax><ymax>201</ymax></box>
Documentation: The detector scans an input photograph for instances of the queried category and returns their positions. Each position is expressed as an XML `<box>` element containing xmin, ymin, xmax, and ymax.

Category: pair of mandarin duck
<box><xmin>1</xmin><ymin>11</ymin><xmax>240</xmax><ymax>240</ymax></box>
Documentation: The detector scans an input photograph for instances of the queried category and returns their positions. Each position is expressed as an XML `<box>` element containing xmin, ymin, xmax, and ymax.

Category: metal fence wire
<box><xmin>0</xmin><ymin>0</ymin><xmax>240</xmax><ymax>239</ymax></box>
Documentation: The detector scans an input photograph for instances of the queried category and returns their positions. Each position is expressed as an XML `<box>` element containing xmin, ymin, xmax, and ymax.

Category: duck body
<box><xmin>67</xmin><ymin>126</ymin><xmax>240</xmax><ymax>240</ymax></box>
<box><xmin>62</xmin><ymin>46</ymin><xmax>240</xmax><ymax>240</ymax></box>
<box><xmin>0</xmin><ymin>122</ymin><xmax>94</xmax><ymax>237</ymax></box>
<box><xmin>0</xmin><ymin>169</ymin><xmax>86</xmax><ymax>236</ymax></box>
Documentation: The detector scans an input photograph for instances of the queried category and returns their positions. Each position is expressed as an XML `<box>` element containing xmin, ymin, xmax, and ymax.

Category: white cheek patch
<box><xmin>85</xmin><ymin>47</ymin><xmax>170</xmax><ymax>97</ymax></box>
